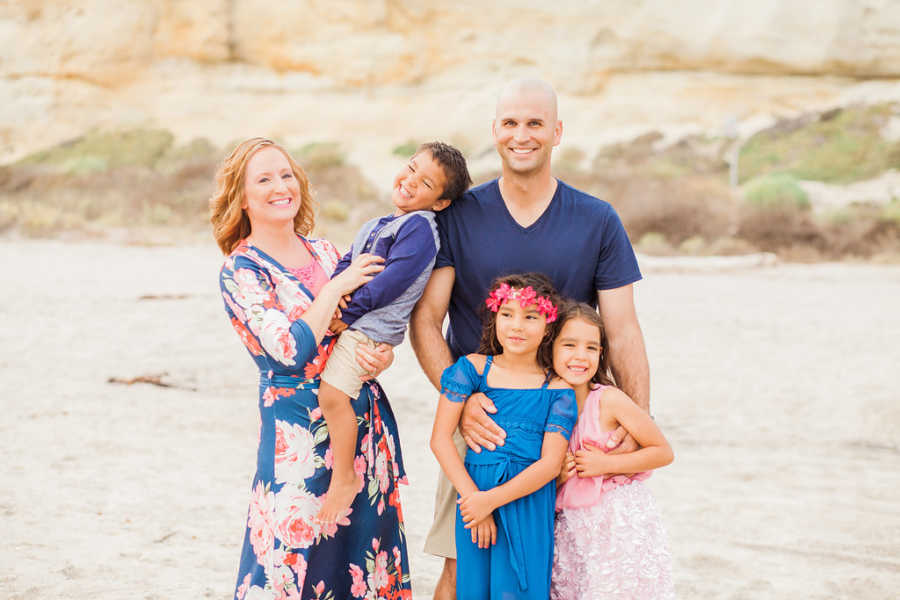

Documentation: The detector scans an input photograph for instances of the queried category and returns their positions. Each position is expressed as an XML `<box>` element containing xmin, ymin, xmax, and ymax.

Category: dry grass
<box><xmin>0</xmin><ymin>131</ymin><xmax>380</xmax><ymax>244</ymax></box>
<box><xmin>738</xmin><ymin>103</ymin><xmax>900</xmax><ymax>183</ymax></box>
<box><xmin>4</xmin><ymin>124</ymin><xmax>900</xmax><ymax>260</ymax></box>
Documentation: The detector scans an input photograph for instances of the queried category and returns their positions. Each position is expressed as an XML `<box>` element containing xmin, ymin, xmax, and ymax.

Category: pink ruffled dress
<box><xmin>551</xmin><ymin>386</ymin><xmax>675</xmax><ymax>600</ymax></box>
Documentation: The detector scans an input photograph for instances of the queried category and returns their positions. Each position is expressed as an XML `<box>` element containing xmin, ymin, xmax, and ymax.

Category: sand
<box><xmin>1</xmin><ymin>239</ymin><xmax>898</xmax><ymax>599</ymax></box>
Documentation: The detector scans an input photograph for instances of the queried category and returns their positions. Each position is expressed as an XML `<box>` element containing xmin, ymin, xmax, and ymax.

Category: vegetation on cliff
<box><xmin>2</xmin><ymin>104</ymin><xmax>900</xmax><ymax>260</ymax></box>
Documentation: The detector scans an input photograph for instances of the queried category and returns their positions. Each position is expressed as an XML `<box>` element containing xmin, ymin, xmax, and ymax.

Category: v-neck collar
<box><xmin>243</xmin><ymin>234</ymin><xmax>324</xmax><ymax>301</ymax></box>
<box><xmin>495</xmin><ymin>178</ymin><xmax>560</xmax><ymax>233</ymax></box>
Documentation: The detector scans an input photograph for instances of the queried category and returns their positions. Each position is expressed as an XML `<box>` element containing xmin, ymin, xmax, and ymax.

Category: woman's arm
<box><xmin>574</xmin><ymin>388</ymin><xmax>673</xmax><ymax>478</ymax></box>
<box><xmin>430</xmin><ymin>395</ymin><xmax>480</xmax><ymax>498</ymax></box>
<box><xmin>458</xmin><ymin>432</ymin><xmax>568</xmax><ymax>527</ymax></box>
<box><xmin>299</xmin><ymin>253</ymin><xmax>384</xmax><ymax>344</ymax></box>
<box><xmin>220</xmin><ymin>254</ymin><xmax>382</xmax><ymax>367</ymax></box>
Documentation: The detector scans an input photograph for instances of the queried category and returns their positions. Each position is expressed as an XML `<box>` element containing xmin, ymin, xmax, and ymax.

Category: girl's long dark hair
<box><xmin>553</xmin><ymin>301</ymin><xmax>616</xmax><ymax>387</ymax></box>
<box><xmin>476</xmin><ymin>272</ymin><xmax>562</xmax><ymax>372</ymax></box>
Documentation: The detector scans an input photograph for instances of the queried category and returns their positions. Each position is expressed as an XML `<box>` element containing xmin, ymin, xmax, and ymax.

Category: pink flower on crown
<box><xmin>536</xmin><ymin>296</ymin><xmax>558</xmax><ymax>322</ymax></box>
<box><xmin>546</xmin><ymin>305</ymin><xmax>558</xmax><ymax>322</ymax></box>
<box><xmin>516</xmin><ymin>286</ymin><xmax>537</xmax><ymax>308</ymax></box>
<box><xmin>485</xmin><ymin>283</ymin><xmax>512</xmax><ymax>312</ymax></box>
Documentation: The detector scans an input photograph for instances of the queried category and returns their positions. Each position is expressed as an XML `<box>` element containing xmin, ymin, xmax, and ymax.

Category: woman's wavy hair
<box><xmin>210</xmin><ymin>137</ymin><xmax>316</xmax><ymax>254</ymax></box>
<box><xmin>476</xmin><ymin>272</ymin><xmax>563</xmax><ymax>372</ymax></box>
<box><xmin>553</xmin><ymin>301</ymin><xmax>616</xmax><ymax>387</ymax></box>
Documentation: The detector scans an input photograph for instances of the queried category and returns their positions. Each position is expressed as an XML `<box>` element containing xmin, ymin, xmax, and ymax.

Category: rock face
<box><xmin>4</xmin><ymin>0</ymin><xmax>900</xmax><ymax>176</ymax></box>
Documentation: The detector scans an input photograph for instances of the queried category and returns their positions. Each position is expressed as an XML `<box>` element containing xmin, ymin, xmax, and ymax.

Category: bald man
<box><xmin>410</xmin><ymin>79</ymin><xmax>649</xmax><ymax>599</ymax></box>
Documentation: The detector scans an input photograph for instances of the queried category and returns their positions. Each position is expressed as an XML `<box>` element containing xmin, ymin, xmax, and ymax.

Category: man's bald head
<box><xmin>496</xmin><ymin>79</ymin><xmax>558</xmax><ymax>121</ymax></box>
<box><xmin>492</xmin><ymin>79</ymin><xmax>562</xmax><ymax>178</ymax></box>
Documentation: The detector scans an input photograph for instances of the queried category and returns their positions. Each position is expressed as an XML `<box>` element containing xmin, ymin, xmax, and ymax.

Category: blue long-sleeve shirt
<box><xmin>332</xmin><ymin>212</ymin><xmax>438</xmax><ymax>332</ymax></box>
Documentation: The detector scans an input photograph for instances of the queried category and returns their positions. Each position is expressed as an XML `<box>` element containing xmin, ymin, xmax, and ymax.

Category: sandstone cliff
<box><xmin>4</xmin><ymin>0</ymin><xmax>900</xmax><ymax>181</ymax></box>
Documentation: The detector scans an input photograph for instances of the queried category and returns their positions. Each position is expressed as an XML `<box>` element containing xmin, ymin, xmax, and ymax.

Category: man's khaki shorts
<box><xmin>423</xmin><ymin>428</ymin><xmax>468</xmax><ymax>559</ymax></box>
<box><xmin>320</xmin><ymin>329</ymin><xmax>377</xmax><ymax>398</ymax></box>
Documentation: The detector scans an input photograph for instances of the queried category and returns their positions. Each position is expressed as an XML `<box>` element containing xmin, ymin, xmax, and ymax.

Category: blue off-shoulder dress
<box><xmin>219</xmin><ymin>237</ymin><xmax>411</xmax><ymax>600</ymax></box>
<box><xmin>440</xmin><ymin>355</ymin><xmax>577</xmax><ymax>600</ymax></box>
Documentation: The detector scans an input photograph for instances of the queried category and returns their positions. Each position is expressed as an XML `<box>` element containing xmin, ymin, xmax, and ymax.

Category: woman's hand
<box><xmin>355</xmin><ymin>342</ymin><xmax>394</xmax><ymax>380</ymax></box>
<box><xmin>329</xmin><ymin>254</ymin><xmax>384</xmax><ymax>296</ymax></box>
<box><xmin>557</xmin><ymin>451</ymin><xmax>576</xmax><ymax>486</ymax></box>
<box><xmin>469</xmin><ymin>514</ymin><xmax>497</xmax><ymax>549</ymax></box>
<box><xmin>574</xmin><ymin>443</ymin><xmax>610</xmax><ymax>478</ymax></box>
<box><xmin>459</xmin><ymin>490</ymin><xmax>496</xmax><ymax>527</ymax></box>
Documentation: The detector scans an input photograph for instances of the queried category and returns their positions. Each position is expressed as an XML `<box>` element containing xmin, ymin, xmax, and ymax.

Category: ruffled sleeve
<box><xmin>219</xmin><ymin>254</ymin><xmax>318</xmax><ymax>368</ymax></box>
<box><xmin>439</xmin><ymin>356</ymin><xmax>481</xmax><ymax>403</ymax></box>
<box><xmin>545</xmin><ymin>388</ymin><xmax>578</xmax><ymax>440</ymax></box>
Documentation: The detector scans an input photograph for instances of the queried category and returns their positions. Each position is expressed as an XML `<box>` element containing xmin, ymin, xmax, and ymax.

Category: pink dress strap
<box><xmin>555</xmin><ymin>386</ymin><xmax>650</xmax><ymax>511</ymax></box>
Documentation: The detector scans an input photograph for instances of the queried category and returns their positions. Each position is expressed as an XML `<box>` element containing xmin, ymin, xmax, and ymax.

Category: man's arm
<box><xmin>409</xmin><ymin>266</ymin><xmax>456</xmax><ymax>390</ymax></box>
<box><xmin>598</xmin><ymin>284</ymin><xmax>650</xmax><ymax>456</ymax></box>
<box><xmin>410</xmin><ymin>267</ymin><xmax>505</xmax><ymax>452</ymax></box>
<box><xmin>598</xmin><ymin>283</ymin><xmax>649</xmax><ymax>411</ymax></box>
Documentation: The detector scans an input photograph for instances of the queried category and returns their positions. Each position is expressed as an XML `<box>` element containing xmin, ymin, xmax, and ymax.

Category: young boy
<box><xmin>316</xmin><ymin>141</ymin><xmax>472</xmax><ymax>523</ymax></box>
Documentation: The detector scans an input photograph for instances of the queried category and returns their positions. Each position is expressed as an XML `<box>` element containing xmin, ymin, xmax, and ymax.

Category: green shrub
<box><xmin>17</xmin><ymin>129</ymin><xmax>175</xmax><ymax>172</ymax></box>
<box><xmin>678</xmin><ymin>235</ymin><xmax>707</xmax><ymax>255</ymax></box>
<box><xmin>0</xmin><ymin>202</ymin><xmax>18</xmax><ymax>231</ymax></box>
<box><xmin>743</xmin><ymin>174</ymin><xmax>810</xmax><ymax>210</ymax></box>
<box><xmin>18</xmin><ymin>202</ymin><xmax>64</xmax><ymax>236</ymax></box>
<box><xmin>636</xmin><ymin>231</ymin><xmax>673</xmax><ymax>255</ymax></box>
<box><xmin>882</xmin><ymin>197</ymin><xmax>900</xmax><ymax>225</ymax></box>
<box><xmin>821</xmin><ymin>207</ymin><xmax>854</xmax><ymax>226</ymax></box>
<box><xmin>391</xmin><ymin>141</ymin><xmax>419</xmax><ymax>158</ymax></box>
<box><xmin>296</xmin><ymin>142</ymin><xmax>345</xmax><ymax>169</ymax></box>
<box><xmin>157</xmin><ymin>137</ymin><xmax>218</xmax><ymax>172</ymax></box>
<box><xmin>145</xmin><ymin>203</ymin><xmax>176</xmax><ymax>225</ymax></box>
<box><xmin>60</xmin><ymin>155</ymin><xmax>109</xmax><ymax>175</ymax></box>
<box><xmin>320</xmin><ymin>200</ymin><xmax>349</xmax><ymax>222</ymax></box>
<box><xmin>738</xmin><ymin>104</ymin><xmax>900</xmax><ymax>184</ymax></box>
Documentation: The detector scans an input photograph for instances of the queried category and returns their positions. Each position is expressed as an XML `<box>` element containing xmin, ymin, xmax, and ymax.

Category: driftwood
<box><xmin>107</xmin><ymin>372</ymin><xmax>197</xmax><ymax>391</ymax></box>
<box><xmin>137</xmin><ymin>293</ymin><xmax>191</xmax><ymax>301</ymax></box>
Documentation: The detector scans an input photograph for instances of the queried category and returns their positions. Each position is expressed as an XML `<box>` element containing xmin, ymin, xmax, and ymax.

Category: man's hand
<box><xmin>459</xmin><ymin>392</ymin><xmax>505</xmax><ymax>453</ymax></box>
<box><xmin>557</xmin><ymin>451</ymin><xmax>576</xmax><ymax>486</ymax></box>
<box><xmin>355</xmin><ymin>342</ymin><xmax>394</xmax><ymax>380</ymax></box>
<box><xmin>469</xmin><ymin>514</ymin><xmax>497</xmax><ymax>549</ymax></box>
<box><xmin>329</xmin><ymin>318</ymin><xmax>348</xmax><ymax>335</ymax></box>
<box><xmin>574</xmin><ymin>442</ymin><xmax>611</xmax><ymax>478</ymax></box>
<box><xmin>605</xmin><ymin>425</ymin><xmax>639</xmax><ymax>455</ymax></box>
<box><xmin>459</xmin><ymin>490</ymin><xmax>496</xmax><ymax>527</ymax></box>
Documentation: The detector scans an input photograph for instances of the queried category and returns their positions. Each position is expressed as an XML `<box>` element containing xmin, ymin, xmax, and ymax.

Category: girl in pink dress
<box><xmin>550</xmin><ymin>302</ymin><xmax>676</xmax><ymax>600</ymax></box>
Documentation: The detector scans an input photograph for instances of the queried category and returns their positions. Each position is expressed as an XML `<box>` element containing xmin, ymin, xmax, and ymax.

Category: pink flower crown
<box><xmin>485</xmin><ymin>283</ymin><xmax>558</xmax><ymax>322</ymax></box>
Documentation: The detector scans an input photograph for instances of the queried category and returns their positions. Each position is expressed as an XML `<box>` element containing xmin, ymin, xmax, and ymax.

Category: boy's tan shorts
<box><xmin>320</xmin><ymin>329</ymin><xmax>377</xmax><ymax>398</ymax></box>
<box><xmin>423</xmin><ymin>428</ymin><xmax>468</xmax><ymax>559</ymax></box>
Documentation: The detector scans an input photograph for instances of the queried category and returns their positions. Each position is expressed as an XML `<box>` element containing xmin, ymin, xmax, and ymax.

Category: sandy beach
<box><xmin>1</xmin><ymin>239</ymin><xmax>898</xmax><ymax>599</ymax></box>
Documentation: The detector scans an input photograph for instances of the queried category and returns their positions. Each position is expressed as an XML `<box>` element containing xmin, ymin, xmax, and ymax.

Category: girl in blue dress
<box><xmin>430</xmin><ymin>272</ymin><xmax>577</xmax><ymax>599</ymax></box>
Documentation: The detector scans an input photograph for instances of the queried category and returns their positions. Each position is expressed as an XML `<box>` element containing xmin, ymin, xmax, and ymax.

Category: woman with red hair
<box><xmin>211</xmin><ymin>138</ymin><xmax>411</xmax><ymax>600</ymax></box>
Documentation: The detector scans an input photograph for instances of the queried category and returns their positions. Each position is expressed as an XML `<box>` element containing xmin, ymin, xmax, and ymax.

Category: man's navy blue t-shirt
<box><xmin>435</xmin><ymin>178</ymin><xmax>642</xmax><ymax>359</ymax></box>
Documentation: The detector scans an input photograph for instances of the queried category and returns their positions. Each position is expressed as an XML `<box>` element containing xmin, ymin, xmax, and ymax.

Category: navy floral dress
<box><xmin>219</xmin><ymin>236</ymin><xmax>411</xmax><ymax>600</ymax></box>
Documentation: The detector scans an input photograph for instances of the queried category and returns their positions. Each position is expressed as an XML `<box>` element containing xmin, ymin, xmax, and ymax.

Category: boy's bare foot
<box><xmin>317</xmin><ymin>471</ymin><xmax>362</xmax><ymax>524</ymax></box>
